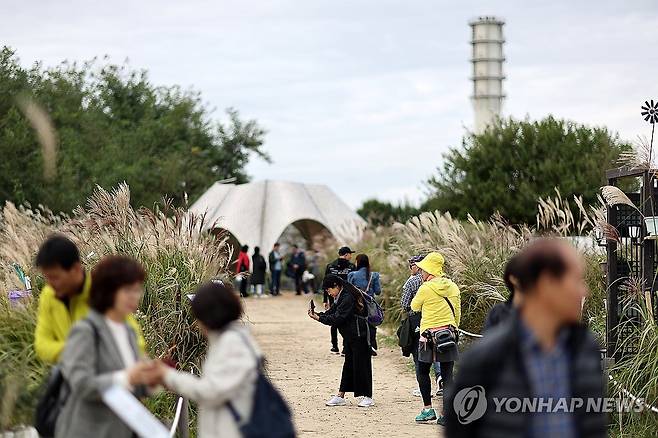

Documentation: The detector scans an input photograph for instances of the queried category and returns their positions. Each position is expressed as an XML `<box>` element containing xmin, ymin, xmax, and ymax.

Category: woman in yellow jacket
<box><xmin>410</xmin><ymin>252</ymin><xmax>460</xmax><ymax>425</ymax></box>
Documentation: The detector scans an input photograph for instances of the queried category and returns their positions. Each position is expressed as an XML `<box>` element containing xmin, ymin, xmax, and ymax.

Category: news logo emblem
<box><xmin>453</xmin><ymin>386</ymin><xmax>487</xmax><ymax>424</ymax></box>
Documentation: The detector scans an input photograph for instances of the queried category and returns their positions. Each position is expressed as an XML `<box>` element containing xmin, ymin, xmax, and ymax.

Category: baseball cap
<box><xmin>338</xmin><ymin>246</ymin><xmax>356</xmax><ymax>256</ymax></box>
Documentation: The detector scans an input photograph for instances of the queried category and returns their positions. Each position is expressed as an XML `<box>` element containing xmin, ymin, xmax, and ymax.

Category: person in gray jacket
<box><xmin>55</xmin><ymin>255</ymin><xmax>156</xmax><ymax>438</ymax></box>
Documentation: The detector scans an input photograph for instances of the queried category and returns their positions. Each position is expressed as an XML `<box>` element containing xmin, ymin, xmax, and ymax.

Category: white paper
<box><xmin>101</xmin><ymin>385</ymin><xmax>169</xmax><ymax>438</ymax></box>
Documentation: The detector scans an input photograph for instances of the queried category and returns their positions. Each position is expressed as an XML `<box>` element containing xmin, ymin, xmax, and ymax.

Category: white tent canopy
<box><xmin>189</xmin><ymin>180</ymin><xmax>366</xmax><ymax>253</ymax></box>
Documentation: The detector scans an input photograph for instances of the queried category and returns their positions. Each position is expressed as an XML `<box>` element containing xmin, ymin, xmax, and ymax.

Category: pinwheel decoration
<box><xmin>641</xmin><ymin>100</ymin><xmax>658</xmax><ymax>124</ymax></box>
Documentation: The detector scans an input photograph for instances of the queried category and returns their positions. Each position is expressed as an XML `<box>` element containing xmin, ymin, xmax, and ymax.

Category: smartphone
<box><xmin>309</xmin><ymin>300</ymin><xmax>315</xmax><ymax>312</ymax></box>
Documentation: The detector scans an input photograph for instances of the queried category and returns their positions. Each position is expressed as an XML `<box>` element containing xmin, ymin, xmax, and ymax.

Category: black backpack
<box><xmin>228</xmin><ymin>331</ymin><xmax>295</xmax><ymax>438</ymax></box>
<box><xmin>34</xmin><ymin>320</ymin><xmax>99</xmax><ymax>437</ymax></box>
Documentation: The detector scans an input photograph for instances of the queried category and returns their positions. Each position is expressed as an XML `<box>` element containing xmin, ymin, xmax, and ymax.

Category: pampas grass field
<box><xmin>1</xmin><ymin>183</ymin><xmax>657</xmax><ymax>435</ymax></box>
<box><xmin>0</xmin><ymin>183</ymin><xmax>231</xmax><ymax>431</ymax></box>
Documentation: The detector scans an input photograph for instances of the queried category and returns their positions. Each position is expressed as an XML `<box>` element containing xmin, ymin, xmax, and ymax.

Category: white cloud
<box><xmin>2</xmin><ymin>0</ymin><xmax>657</xmax><ymax>209</ymax></box>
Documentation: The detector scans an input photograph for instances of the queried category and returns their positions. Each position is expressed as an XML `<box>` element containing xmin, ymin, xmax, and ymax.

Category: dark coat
<box><xmin>286</xmin><ymin>252</ymin><xmax>306</xmax><ymax>278</ymax></box>
<box><xmin>251</xmin><ymin>254</ymin><xmax>267</xmax><ymax>285</ymax></box>
<box><xmin>444</xmin><ymin>311</ymin><xmax>606</xmax><ymax>438</ymax></box>
<box><xmin>482</xmin><ymin>301</ymin><xmax>513</xmax><ymax>333</ymax></box>
<box><xmin>318</xmin><ymin>284</ymin><xmax>368</xmax><ymax>340</ymax></box>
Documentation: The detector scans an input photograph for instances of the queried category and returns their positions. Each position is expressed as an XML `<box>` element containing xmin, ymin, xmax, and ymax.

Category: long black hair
<box><xmin>503</xmin><ymin>253</ymin><xmax>521</xmax><ymax>303</ymax></box>
<box><xmin>355</xmin><ymin>254</ymin><xmax>371</xmax><ymax>281</ymax></box>
<box><xmin>322</xmin><ymin>274</ymin><xmax>364</xmax><ymax>312</ymax></box>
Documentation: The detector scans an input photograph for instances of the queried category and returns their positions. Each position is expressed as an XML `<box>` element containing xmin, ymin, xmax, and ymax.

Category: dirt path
<box><xmin>243</xmin><ymin>292</ymin><xmax>445</xmax><ymax>438</ymax></box>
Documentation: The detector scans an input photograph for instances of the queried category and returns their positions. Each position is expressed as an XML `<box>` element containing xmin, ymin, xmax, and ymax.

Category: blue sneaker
<box><xmin>415</xmin><ymin>408</ymin><xmax>437</xmax><ymax>423</ymax></box>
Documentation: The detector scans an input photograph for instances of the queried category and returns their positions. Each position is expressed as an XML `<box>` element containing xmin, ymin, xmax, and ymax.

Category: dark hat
<box><xmin>338</xmin><ymin>246</ymin><xmax>356</xmax><ymax>256</ymax></box>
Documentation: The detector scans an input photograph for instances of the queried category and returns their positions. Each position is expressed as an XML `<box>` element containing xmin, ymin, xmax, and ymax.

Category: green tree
<box><xmin>424</xmin><ymin>116</ymin><xmax>631</xmax><ymax>224</ymax></box>
<box><xmin>0</xmin><ymin>47</ymin><xmax>270</xmax><ymax>212</ymax></box>
<box><xmin>357</xmin><ymin>198</ymin><xmax>420</xmax><ymax>226</ymax></box>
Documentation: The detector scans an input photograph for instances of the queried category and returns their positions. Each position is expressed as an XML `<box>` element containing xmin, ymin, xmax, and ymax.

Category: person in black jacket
<box><xmin>445</xmin><ymin>239</ymin><xmax>605</xmax><ymax>437</ymax></box>
<box><xmin>323</xmin><ymin>246</ymin><xmax>357</xmax><ymax>353</ymax></box>
<box><xmin>288</xmin><ymin>245</ymin><xmax>307</xmax><ymax>295</ymax></box>
<box><xmin>482</xmin><ymin>253</ymin><xmax>523</xmax><ymax>333</ymax></box>
<box><xmin>250</xmin><ymin>247</ymin><xmax>267</xmax><ymax>298</ymax></box>
<box><xmin>308</xmin><ymin>274</ymin><xmax>374</xmax><ymax>408</ymax></box>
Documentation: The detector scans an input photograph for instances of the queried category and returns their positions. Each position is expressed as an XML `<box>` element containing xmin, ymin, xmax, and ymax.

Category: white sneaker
<box><xmin>435</xmin><ymin>376</ymin><xmax>443</xmax><ymax>396</ymax></box>
<box><xmin>325</xmin><ymin>395</ymin><xmax>347</xmax><ymax>406</ymax></box>
<box><xmin>412</xmin><ymin>388</ymin><xmax>422</xmax><ymax>397</ymax></box>
<box><xmin>358</xmin><ymin>397</ymin><xmax>375</xmax><ymax>407</ymax></box>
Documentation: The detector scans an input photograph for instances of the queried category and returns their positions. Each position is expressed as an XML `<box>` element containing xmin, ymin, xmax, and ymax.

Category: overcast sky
<box><xmin>4</xmin><ymin>0</ymin><xmax>658</xmax><ymax>208</ymax></box>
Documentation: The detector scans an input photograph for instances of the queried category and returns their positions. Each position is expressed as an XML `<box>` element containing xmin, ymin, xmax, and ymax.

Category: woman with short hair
<box><xmin>56</xmin><ymin>255</ymin><xmax>155</xmax><ymax>438</ymax></box>
<box><xmin>151</xmin><ymin>280</ymin><xmax>262</xmax><ymax>438</ymax></box>
<box><xmin>308</xmin><ymin>274</ymin><xmax>374</xmax><ymax>408</ymax></box>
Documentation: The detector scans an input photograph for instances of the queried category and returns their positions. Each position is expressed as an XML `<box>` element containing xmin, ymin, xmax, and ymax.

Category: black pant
<box><xmin>294</xmin><ymin>271</ymin><xmax>303</xmax><ymax>294</ymax></box>
<box><xmin>369</xmin><ymin>325</ymin><xmax>377</xmax><ymax>350</ymax></box>
<box><xmin>327</xmin><ymin>296</ymin><xmax>342</xmax><ymax>349</ymax></box>
<box><xmin>417</xmin><ymin>361</ymin><xmax>453</xmax><ymax>408</ymax></box>
<box><xmin>270</xmin><ymin>270</ymin><xmax>281</xmax><ymax>294</ymax></box>
<box><xmin>239</xmin><ymin>276</ymin><xmax>248</xmax><ymax>297</ymax></box>
<box><xmin>339</xmin><ymin>336</ymin><xmax>372</xmax><ymax>397</ymax></box>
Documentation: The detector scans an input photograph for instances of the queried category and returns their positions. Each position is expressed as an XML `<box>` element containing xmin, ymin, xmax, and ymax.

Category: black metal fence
<box><xmin>605</xmin><ymin>168</ymin><xmax>658</xmax><ymax>361</ymax></box>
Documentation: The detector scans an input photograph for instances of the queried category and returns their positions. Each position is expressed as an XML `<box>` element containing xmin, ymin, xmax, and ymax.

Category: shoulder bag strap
<box><xmin>366</xmin><ymin>273</ymin><xmax>373</xmax><ymax>293</ymax></box>
<box><xmin>84</xmin><ymin>319</ymin><xmax>101</xmax><ymax>373</ymax></box>
<box><xmin>442</xmin><ymin>296</ymin><xmax>456</xmax><ymax>318</ymax></box>
<box><xmin>429</xmin><ymin>288</ymin><xmax>456</xmax><ymax>319</ymax></box>
<box><xmin>227</xmin><ymin>328</ymin><xmax>262</xmax><ymax>424</ymax></box>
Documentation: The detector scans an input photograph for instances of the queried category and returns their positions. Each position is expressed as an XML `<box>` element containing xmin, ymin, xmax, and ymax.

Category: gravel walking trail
<box><xmin>243</xmin><ymin>292</ymin><xmax>445</xmax><ymax>437</ymax></box>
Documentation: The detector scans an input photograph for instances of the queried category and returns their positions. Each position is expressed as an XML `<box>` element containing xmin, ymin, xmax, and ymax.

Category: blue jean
<box><xmin>270</xmin><ymin>270</ymin><xmax>281</xmax><ymax>294</ymax></box>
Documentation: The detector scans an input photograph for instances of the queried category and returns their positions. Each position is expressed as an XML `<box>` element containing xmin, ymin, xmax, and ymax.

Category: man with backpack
<box><xmin>324</xmin><ymin>246</ymin><xmax>357</xmax><ymax>353</ymax></box>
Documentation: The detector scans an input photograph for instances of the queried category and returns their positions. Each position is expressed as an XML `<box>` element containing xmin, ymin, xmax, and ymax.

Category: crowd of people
<box><xmin>30</xmin><ymin>231</ymin><xmax>607</xmax><ymax>437</ymax></box>
<box><xmin>308</xmin><ymin>239</ymin><xmax>606</xmax><ymax>438</ymax></box>
<box><xmin>32</xmin><ymin>235</ymin><xmax>283</xmax><ymax>438</ymax></box>
<box><xmin>235</xmin><ymin>243</ymin><xmax>323</xmax><ymax>298</ymax></box>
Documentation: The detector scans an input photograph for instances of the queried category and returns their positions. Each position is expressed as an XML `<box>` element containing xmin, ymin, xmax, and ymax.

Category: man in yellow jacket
<box><xmin>410</xmin><ymin>251</ymin><xmax>460</xmax><ymax>426</ymax></box>
<box><xmin>34</xmin><ymin>235</ymin><xmax>145</xmax><ymax>364</ymax></box>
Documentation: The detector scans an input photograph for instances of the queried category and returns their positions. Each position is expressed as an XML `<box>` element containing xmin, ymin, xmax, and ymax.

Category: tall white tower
<box><xmin>470</xmin><ymin>16</ymin><xmax>505</xmax><ymax>134</ymax></box>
